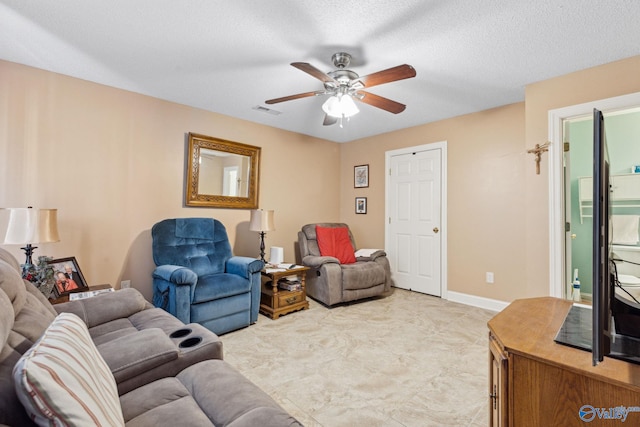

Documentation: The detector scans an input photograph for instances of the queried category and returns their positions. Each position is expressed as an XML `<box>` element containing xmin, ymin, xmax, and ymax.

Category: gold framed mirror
<box><xmin>185</xmin><ymin>133</ymin><xmax>261</xmax><ymax>209</ymax></box>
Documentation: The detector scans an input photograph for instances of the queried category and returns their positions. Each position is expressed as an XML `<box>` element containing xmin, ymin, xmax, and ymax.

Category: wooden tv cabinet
<box><xmin>488</xmin><ymin>297</ymin><xmax>640</xmax><ymax>426</ymax></box>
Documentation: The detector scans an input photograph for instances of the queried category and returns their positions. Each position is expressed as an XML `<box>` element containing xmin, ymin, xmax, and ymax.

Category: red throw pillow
<box><xmin>316</xmin><ymin>226</ymin><xmax>357</xmax><ymax>264</ymax></box>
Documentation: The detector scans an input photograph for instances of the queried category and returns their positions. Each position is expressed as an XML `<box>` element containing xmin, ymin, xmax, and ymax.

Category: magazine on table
<box><xmin>265</xmin><ymin>263</ymin><xmax>303</xmax><ymax>273</ymax></box>
<box><xmin>69</xmin><ymin>287</ymin><xmax>114</xmax><ymax>301</ymax></box>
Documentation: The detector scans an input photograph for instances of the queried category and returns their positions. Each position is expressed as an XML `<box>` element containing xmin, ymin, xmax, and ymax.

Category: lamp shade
<box><xmin>249</xmin><ymin>209</ymin><xmax>275</xmax><ymax>232</ymax></box>
<box><xmin>3</xmin><ymin>208</ymin><xmax>60</xmax><ymax>244</ymax></box>
<box><xmin>322</xmin><ymin>94</ymin><xmax>359</xmax><ymax>118</ymax></box>
<box><xmin>322</xmin><ymin>96</ymin><xmax>342</xmax><ymax>117</ymax></box>
<box><xmin>339</xmin><ymin>94</ymin><xmax>359</xmax><ymax>117</ymax></box>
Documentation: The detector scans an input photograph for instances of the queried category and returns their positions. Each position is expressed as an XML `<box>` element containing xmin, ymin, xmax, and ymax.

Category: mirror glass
<box><xmin>185</xmin><ymin>133</ymin><xmax>261</xmax><ymax>208</ymax></box>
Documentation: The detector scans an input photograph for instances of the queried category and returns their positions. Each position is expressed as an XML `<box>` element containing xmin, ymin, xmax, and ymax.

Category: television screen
<box><xmin>592</xmin><ymin>108</ymin><xmax>611</xmax><ymax>365</ymax></box>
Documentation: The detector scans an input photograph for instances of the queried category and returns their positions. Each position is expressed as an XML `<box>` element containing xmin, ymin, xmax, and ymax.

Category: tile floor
<box><xmin>222</xmin><ymin>288</ymin><xmax>496</xmax><ymax>427</ymax></box>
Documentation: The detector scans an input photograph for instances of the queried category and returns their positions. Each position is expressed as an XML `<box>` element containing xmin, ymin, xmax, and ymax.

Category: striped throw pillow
<box><xmin>13</xmin><ymin>312</ymin><xmax>125</xmax><ymax>426</ymax></box>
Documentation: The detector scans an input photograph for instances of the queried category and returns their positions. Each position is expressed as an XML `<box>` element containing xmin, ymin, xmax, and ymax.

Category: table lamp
<box><xmin>249</xmin><ymin>209</ymin><xmax>274</xmax><ymax>263</ymax></box>
<box><xmin>3</xmin><ymin>207</ymin><xmax>60</xmax><ymax>267</ymax></box>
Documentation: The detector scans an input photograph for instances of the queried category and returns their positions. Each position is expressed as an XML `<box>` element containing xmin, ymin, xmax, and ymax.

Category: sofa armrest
<box><xmin>115</xmin><ymin>322</ymin><xmax>224</xmax><ymax>395</ymax></box>
<box><xmin>302</xmin><ymin>255</ymin><xmax>340</xmax><ymax>268</ymax></box>
<box><xmin>54</xmin><ymin>288</ymin><xmax>148</xmax><ymax>328</ymax></box>
<box><xmin>97</xmin><ymin>328</ymin><xmax>178</xmax><ymax>386</ymax></box>
<box><xmin>152</xmin><ymin>265</ymin><xmax>197</xmax><ymax>286</ymax></box>
<box><xmin>356</xmin><ymin>249</ymin><xmax>387</xmax><ymax>262</ymax></box>
<box><xmin>226</xmin><ymin>256</ymin><xmax>264</xmax><ymax>278</ymax></box>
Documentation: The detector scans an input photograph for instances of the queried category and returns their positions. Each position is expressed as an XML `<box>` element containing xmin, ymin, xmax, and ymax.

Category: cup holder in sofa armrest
<box><xmin>169</xmin><ymin>328</ymin><xmax>192</xmax><ymax>339</ymax></box>
<box><xmin>165</xmin><ymin>323</ymin><xmax>223</xmax><ymax>359</ymax></box>
<box><xmin>179</xmin><ymin>337</ymin><xmax>202</xmax><ymax>348</ymax></box>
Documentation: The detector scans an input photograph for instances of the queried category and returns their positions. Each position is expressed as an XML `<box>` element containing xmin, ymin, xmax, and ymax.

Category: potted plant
<box><xmin>22</xmin><ymin>256</ymin><xmax>56</xmax><ymax>299</ymax></box>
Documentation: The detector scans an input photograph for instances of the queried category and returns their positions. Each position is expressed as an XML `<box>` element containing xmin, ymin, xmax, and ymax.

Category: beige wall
<box><xmin>522</xmin><ymin>55</ymin><xmax>640</xmax><ymax>299</ymax></box>
<box><xmin>0</xmin><ymin>60</ymin><xmax>340</xmax><ymax>301</ymax></box>
<box><xmin>341</xmin><ymin>104</ymin><xmax>527</xmax><ymax>302</ymax></box>
<box><xmin>2</xmin><ymin>55</ymin><xmax>640</xmax><ymax>305</ymax></box>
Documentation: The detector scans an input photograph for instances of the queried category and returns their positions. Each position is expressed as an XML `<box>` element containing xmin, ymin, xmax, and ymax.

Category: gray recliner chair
<box><xmin>298</xmin><ymin>223</ymin><xmax>393</xmax><ymax>306</ymax></box>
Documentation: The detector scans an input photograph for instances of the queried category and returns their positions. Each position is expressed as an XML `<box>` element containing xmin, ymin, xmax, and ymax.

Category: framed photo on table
<box><xmin>355</xmin><ymin>197</ymin><xmax>367</xmax><ymax>214</ymax></box>
<box><xmin>354</xmin><ymin>164</ymin><xmax>369</xmax><ymax>188</ymax></box>
<box><xmin>48</xmin><ymin>257</ymin><xmax>89</xmax><ymax>298</ymax></box>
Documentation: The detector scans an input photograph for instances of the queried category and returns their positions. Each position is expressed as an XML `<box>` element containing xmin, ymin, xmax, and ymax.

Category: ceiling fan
<box><xmin>265</xmin><ymin>52</ymin><xmax>416</xmax><ymax>126</ymax></box>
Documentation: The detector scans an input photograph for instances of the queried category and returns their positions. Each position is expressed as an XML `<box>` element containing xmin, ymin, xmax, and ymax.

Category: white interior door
<box><xmin>387</xmin><ymin>147</ymin><xmax>442</xmax><ymax>296</ymax></box>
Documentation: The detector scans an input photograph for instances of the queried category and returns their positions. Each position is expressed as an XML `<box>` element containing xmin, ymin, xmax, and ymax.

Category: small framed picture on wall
<box><xmin>355</xmin><ymin>197</ymin><xmax>367</xmax><ymax>214</ymax></box>
<box><xmin>354</xmin><ymin>164</ymin><xmax>369</xmax><ymax>188</ymax></box>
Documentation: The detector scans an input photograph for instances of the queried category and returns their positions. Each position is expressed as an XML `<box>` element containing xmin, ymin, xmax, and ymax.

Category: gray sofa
<box><xmin>0</xmin><ymin>248</ymin><xmax>301</xmax><ymax>426</ymax></box>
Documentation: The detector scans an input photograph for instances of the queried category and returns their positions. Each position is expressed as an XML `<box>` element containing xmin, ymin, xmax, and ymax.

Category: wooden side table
<box><xmin>259</xmin><ymin>266</ymin><xmax>309</xmax><ymax>319</ymax></box>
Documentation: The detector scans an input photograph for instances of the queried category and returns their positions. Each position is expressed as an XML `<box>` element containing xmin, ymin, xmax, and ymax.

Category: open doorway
<box><xmin>549</xmin><ymin>92</ymin><xmax>640</xmax><ymax>300</ymax></box>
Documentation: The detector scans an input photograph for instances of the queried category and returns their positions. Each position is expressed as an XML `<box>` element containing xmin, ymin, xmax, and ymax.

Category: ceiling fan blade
<box><xmin>323</xmin><ymin>114</ymin><xmax>338</xmax><ymax>126</ymax></box>
<box><xmin>291</xmin><ymin>62</ymin><xmax>337</xmax><ymax>84</ymax></box>
<box><xmin>359</xmin><ymin>64</ymin><xmax>416</xmax><ymax>88</ymax></box>
<box><xmin>356</xmin><ymin>91</ymin><xmax>406</xmax><ymax>114</ymax></box>
<box><xmin>265</xmin><ymin>90</ymin><xmax>324</xmax><ymax>104</ymax></box>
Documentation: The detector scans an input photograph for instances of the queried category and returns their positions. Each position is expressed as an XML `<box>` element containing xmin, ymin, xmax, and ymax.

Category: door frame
<box><xmin>385</xmin><ymin>141</ymin><xmax>448</xmax><ymax>298</ymax></box>
<box><xmin>548</xmin><ymin>91</ymin><xmax>640</xmax><ymax>298</ymax></box>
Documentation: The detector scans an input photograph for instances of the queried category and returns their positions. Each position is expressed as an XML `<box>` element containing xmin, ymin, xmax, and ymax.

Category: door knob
<box><xmin>571</xmin><ymin>234</ymin><xmax>577</xmax><ymax>239</ymax></box>
<box><xmin>433</xmin><ymin>227</ymin><xmax>439</xmax><ymax>234</ymax></box>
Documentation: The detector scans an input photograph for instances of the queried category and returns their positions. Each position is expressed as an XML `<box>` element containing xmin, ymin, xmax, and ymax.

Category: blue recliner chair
<box><xmin>151</xmin><ymin>218</ymin><xmax>264</xmax><ymax>335</ymax></box>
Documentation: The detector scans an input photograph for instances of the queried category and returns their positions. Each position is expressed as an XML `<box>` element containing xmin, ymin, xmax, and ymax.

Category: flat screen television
<box><xmin>556</xmin><ymin>108</ymin><xmax>640</xmax><ymax>366</ymax></box>
<box><xmin>591</xmin><ymin>107</ymin><xmax>611</xmax><ymax>365</ymax></box>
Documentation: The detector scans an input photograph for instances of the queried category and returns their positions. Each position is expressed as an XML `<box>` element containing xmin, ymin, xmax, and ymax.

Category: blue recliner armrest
<box><xmin>226</xmin><ymin>256</ymin><xmax>264</xmax><ymax>278</ymax></box>
<box><xmin>225</xmin><ymin>257</ymin><xmax>264</xmax><ymax>324</ymax></box>
<box><xmin>152</xmin><ymin>265</ymin><xmax>198</xmax><ymax>324</ymax></box>
<box><xmin>153</xmin><ymin>265</ymin><xmax>198</xmax><ymax>285</ymax></box>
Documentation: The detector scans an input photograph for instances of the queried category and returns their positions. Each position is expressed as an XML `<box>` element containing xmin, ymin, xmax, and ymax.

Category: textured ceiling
<box><xmin>2</xmin><ymin>1</ymin><xmax>640</xmax><ymax>143</ymax></box>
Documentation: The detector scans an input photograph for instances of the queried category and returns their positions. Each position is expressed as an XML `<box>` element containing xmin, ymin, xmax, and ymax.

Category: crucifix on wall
<box><xmin>527</xmin><ymin>142</ymin><xmax>551</xmax><ymax>175</ymax></box>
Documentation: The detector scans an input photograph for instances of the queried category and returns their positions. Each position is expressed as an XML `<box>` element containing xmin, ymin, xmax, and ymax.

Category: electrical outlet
<box><xmin>486</xmin><ymin>272</ymin><xmax>494</xmax><ymax>284</ymax></box>
<box><xmin>120</xmin><ymin>280</ymin><xmax>131</xmax><ymax>289</ymax></box>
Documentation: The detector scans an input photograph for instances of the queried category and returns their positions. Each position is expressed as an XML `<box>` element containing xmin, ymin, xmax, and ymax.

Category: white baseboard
<box><xmin>446</xmin><ymin>291</ymin><xmax>509</xmax><ymax>312</ymax></box>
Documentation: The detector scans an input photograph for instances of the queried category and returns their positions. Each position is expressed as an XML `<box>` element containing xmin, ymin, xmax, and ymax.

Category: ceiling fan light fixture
<box><xmin>322</xmin><ymin>94</ymin><xmax>359</xmax><ymax>118</ymax></box>
<box><xmin>321</xmin><ymin>95</ymin><xmax>340</xmax><ymax>117</ymax></box>
<box><xmin>340</xmin><ymin>94</ymin><xmax>359</xmax><ymax>117</ymax></box>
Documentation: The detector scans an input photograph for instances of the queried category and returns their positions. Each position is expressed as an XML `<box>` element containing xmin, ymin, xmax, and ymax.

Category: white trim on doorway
<box><xmin>548</xmin><ymin>91</ymin><xmax>640</xmax><ymax>298</ymax></box>
<box><xmin>385</xmin><ymin>141</ymin><xmax>448</xmax><ymax>299</ymax></box>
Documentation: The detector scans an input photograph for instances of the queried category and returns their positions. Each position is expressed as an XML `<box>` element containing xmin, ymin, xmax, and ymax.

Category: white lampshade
<box><xmin>3</xmin><ymin>208</ymin><xmax>60</xmax><ymax>244</ymax></box>
<box><xmin>322</xmin><ymin>96</ymin><xmax>341</xmax><ymax>117</ymax></box>
<box><xmin>249</xmin><ymin>209</ymin><xmax>275</xmax><ymax>232</ymax></box>
<box><xmin>339</xmin><ymin>94</ymin><xmax>359</xmax><ymax>117</ymax></box>
<box><xmin>322</xmin><ymin>94</ymin><xmax>359</xmax><ymax>118</ymax></box>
